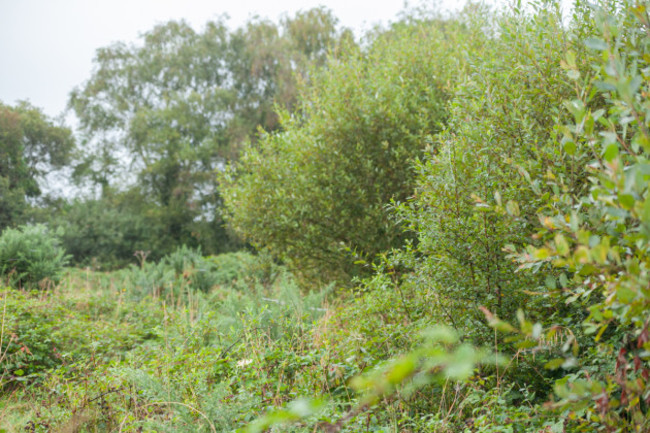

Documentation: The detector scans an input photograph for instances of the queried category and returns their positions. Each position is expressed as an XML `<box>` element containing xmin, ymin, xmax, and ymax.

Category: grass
<box><xmin>0</xmin><ymin>253</ymin><xmax>541</xmax><ymax>432</ymax></box>
<box><xmin>0</xmin><ymin>254</ymin><xmax>335</xmax><ymax>433</ymax></box>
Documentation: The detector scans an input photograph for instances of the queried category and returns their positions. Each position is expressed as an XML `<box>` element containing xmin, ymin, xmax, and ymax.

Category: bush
<box><xmin>115</xmin><ymin>247</ymin><xmax>281</xmax><ymax>301</ymax></box>
<box><xmin>220</xmin><ymin>10</ymin><xmax>487</xmax><ymax>285</ymax></box>
<box><xmin>0</xmin><ymin>224</ymin><xmax>69</xmax><ymax>288</ymax></box>
<box><xmin>0</xmin><ymin>278</ymin><xmax>162</xmax><ymax>391</ymax></box>
<box><xmin>115</xmin><ymin>246</ymin><xmax>211</xmax><ymax>300</ymax></box>
<box><xmin>49</xmin><ymin>196</ymin><xmax>156</xmax><ymax>269</ymax></box>
<box><xmin>0</xmin><ymin>289</ymin><xmax>62</xmax><ymax>388</ymax></box>
<box><xmin>514</xmin><ymin>2</ymin><xmax>650</xmax><ymax>430</ymax></box>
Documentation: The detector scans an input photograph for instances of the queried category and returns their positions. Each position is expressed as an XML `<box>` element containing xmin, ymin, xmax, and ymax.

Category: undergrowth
<box><xmin>0</xmin><ymin>251</ymin><xmax>341</xmax><ymax>432</ymax></box>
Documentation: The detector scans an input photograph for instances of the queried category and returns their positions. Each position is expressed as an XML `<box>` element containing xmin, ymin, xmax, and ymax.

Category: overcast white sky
<box><xmin>0</xmin><ymin>0</ymin><xmax>472</xmax><ymax>120</ymax></box>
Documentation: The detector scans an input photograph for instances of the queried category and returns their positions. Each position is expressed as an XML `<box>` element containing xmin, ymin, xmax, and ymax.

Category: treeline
<box><xmin>0</xmin><ymin>7</ymin><xmax>351</xmax><ymax>268</ymax></box>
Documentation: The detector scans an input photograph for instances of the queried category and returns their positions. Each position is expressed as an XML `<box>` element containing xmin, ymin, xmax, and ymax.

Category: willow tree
<box><xmin>220</xmin><ymin>13</ymin><xmax>478</xmax><ymax>284</ymax></box>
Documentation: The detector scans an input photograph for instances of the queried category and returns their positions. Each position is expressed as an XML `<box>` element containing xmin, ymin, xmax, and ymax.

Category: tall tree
<box><xmin>69</xmin><ymin>9</ymin><xmax>348</xmax><ymax>255</ymax></box>
<box><xmin>0</xmin><ymin>101</ymin><xmax>74</xmax><ymax>230</ymax></box>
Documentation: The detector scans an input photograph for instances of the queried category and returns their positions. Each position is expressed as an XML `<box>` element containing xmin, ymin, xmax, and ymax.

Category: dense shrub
<box><xmin>0</xmin><ymin>289</ymin><xmax>62</xmax><ymax>387</ymax></box>
<box><xmin>0</xmin><ymin>275</ymin><xmax>161</xmax><ymax>390</ymax></box>
<box><xmin>309</xmin><ymin>3</ymin><xmax>598</xmax><ymax>417</ymax></box>
<box><xmin>0</xmin><ymin>224</ymin><xmax>69</xmax><ymax>288</ymax></box>
<box><xmin>48</xmin><ymin>192</ymin><xmax>242</xmax><ymax>270</ymax></box>
<box><xmin>323</xmin><ymin>2</ymin><xmax>650</xmax><ymax>431</ymax></box>
<box><xmin>50</xmin><ymin>196</ymin><xmax>155</xmax><ymax>269</ymax></box>
<box><xmin>393</xmin><ymin>0</ymin><xmax>596</xmax><ymax>341</ymax></box>
<box><xmin>220</xmin><ymin>8</ymin><xmax>487</xmax><ymax>285</ymax></box>
<box><xmin>513</xmin><ymin>2</ymin><xmax>650</xmax><ymax>430</ymax></box>
<box><xmin>113</xmin><ymin>246</ymin><xmax>215</xmax><ymax>299</ymax></box>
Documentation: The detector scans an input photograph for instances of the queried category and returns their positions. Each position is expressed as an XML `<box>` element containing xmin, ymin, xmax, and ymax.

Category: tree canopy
<box><xmin>0</xmin><ymin>101</ymin><xmax>74</xmax><ymax>230</ymax></box>
<box><xmin>63</xmin><ymin>8</ymin><xmax>350</xmax><ymax>262</ymax></box>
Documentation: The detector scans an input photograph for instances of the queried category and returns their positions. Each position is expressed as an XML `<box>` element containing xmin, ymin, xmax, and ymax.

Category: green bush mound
<box><xmin>220</xmin><ymin>9</ymin><xmax>489</xmax><ymax>285</ymax></box>
<box><xmin>109</xmin><ymin>246</ymin><xmax>283</xmax><ymax>301</ymax></box>
<box><xmin>0</xmin><ymin>224</ymin><xmax>69</xmax><ymax>288</ymax></box>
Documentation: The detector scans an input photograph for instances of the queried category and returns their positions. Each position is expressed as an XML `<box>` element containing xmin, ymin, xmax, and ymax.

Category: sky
<box><xmin>0</xmin><ymin>0</ymin><xmax>468</xmax><ymax>121</ymax></box>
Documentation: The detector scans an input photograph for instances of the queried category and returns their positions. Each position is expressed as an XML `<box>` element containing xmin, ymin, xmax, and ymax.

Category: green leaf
<box><xmin>386</xmin><ymin>356</ymin><xmax>416</xmax><ymax>384</ymax></box>
<box><xmin>559</xmin><ymin>273</ymin><xmax>569</xmax><ymax>288</ymax></box>
<box><xmin>603</xmin><ymin>143</ymin><xmax>619</xmax><ymax>162</ymax></box>
<box><xmin>585</xmin><ymin>37</ymin><xmax>608</xmax><ymax>51</ymax></box>
<box><xmin>494</xmin><ymin>190</ymin><xmax>502</xmax><ymax>206</ymax></box>
<box><xmin>567</xmin><ymin>69</ymin><xmax>580</xmax><ymax>80</ymax></box>
<box><xmin>446</xmin><ymin>345</ymin><xmax>477</xmax><ymax>380</ymax></box>
<box><xmin>422</xmin><ymin>326</ymin><xmax>458</xmax><ymax>344</ymax></box>
<box><xmin>616</xmin><ymin>286</ymin><xmax>637</xmax><ymax>303</ymax></box>
<box><xmin>565</xmin><ymin>51</ymin><xmax>577</xmax><ymax>68</ymax></box>
<box><xmin>563</xmin><ymin>140</ymin><xmax>577</xmax><ymax>156</ymax></box>
<box><xmin>491</xmin><ymin>320</ymin><xmax>516</xmax><ymax>333</ymax></box>
<box><xmin>505</xmin><ymin>200</ymin><xmax>520</xmax><ymax>216</ymax></box>
<box><xmin>544</xmin><ymin>358</ymin><xmax>565</xmax><ymax>370</ymax></box>
<box><xmin>642</xmin><ymin>197</ymin><xmax>650</xmax><ymax>225</ymax></box>
<box><xmin>517</xmin><ymin>339</ymin><xmax>537</xmax><ymax>349</ymax></box>
<box><xmin>574</xmin><ymin>246</ymin><xmax>590</xmax><ymax>264</ymax></box>
<box><xmin>555</xmin><ymin>234</ymin><xmax>569</xmax><ymax>256</ymax></box>
<box><xmin>532</xmin><ymin>323</ymin><xmax>542</xmax><ymax>339</ymax></box>
<box><xmin>619</xmin><ymin>194</ymin><xmax>635</xmax><ymax>210</ymax></box>
<box><xmin>545</xmin><ymin>275</ymin><xmax>557</xmax><ymax>290</ymax></box>
<box><xmin>534</xmin><ymin>248</ymin><xmax>551</xmax><ymax>260</ymax></box>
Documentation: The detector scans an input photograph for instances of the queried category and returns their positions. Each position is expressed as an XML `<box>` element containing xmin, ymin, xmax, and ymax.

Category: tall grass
<box><xmin>0</xmin><ymin>250</ymin><xmax>332</xmax><ymax>432</ymax></box>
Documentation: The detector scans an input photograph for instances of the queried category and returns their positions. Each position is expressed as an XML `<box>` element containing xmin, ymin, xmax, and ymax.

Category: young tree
<box><xmin>220</xmin><ymin>13</ymin><xmax>477</xmax><ymax>284</ymax></box>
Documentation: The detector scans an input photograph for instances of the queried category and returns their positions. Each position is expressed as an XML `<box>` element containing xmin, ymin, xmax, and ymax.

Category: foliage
<box><xmin>511</xmin><ymin>1</ymin><xmax>650</xmax><ymax>430</ymax></box>
<box><xmin>0</xmin><ymin>224</ymin><xmax>69</xmax><ymax>288</ymax></box>
<box><xmin>245</xmin><ymin>325</ymin><xmax>501</xmax><ymax>433</ymax></box>
<box><xmin>49</xmin><ymin>195</ymin><xmax>156</xmax><ymax>269</ymax></box>
<box><xmin>221</xmin><ymin>9</ymin><xmax>484</xmax><ymax>284</ymax></box>
<box><xmin>68</xmin><ymin>10</ymin><xmax>349</xmax><ymax>257</ymax></box>
<box><xmin>111</xmin><ymin>247</ymin><xmax>279</xmax><ymax>300</ymax></box>
<box><xmin>388</xmin><ymin>0</ymin><xmax>593</xmax><ymax>343</ymax></box>
<box><xmin>237</xmin><ymin>1</ymin><xmax>650</xmax><ymax>431</ymax></box>
<box><xmin>227</xmin><ymin>7</ymin><xmax>350</xmax><ymax>134</ymax></box>
<box><xmin>0</xmin><ymin>255</ymin><xmax>331</xmax><ymax>432</ymax></box>
<box><xmin>295</xmin><ymin>7</ymin><xmax>599</xmax><ymax>428</ymax></box>
<box><xmin>0</xmin><ymin>101</ymin><xmax>74</xmax><ymax>230</ymax></box>
<box><xmin>0</xmin><ymin>280</ymin><xmax>160</xmax><ymax>391</ymax></box>
<box><xmin>9</xmin><ymin>2</ymin><xmax>650</xmax><ymax>433</ymax></box>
